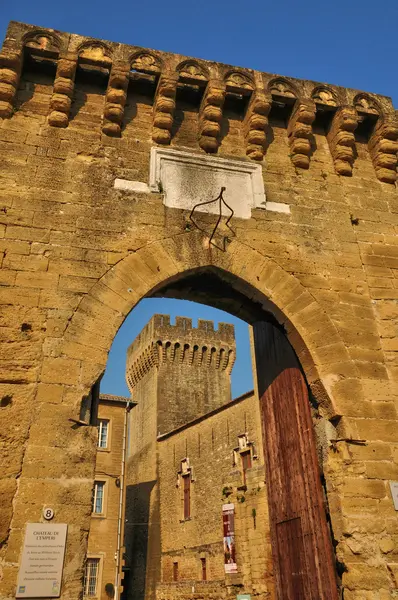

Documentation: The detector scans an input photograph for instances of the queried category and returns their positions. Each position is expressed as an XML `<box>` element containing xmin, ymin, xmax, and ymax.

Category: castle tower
<box><xmin>124</xmin><ymin>315</ymin><xmax>236</xmax><ymax>600</ymax></box>
<box><xmin>126</xmin><ymin>314</ymin><xmax>236</xmax><ymax>435</ymax></box>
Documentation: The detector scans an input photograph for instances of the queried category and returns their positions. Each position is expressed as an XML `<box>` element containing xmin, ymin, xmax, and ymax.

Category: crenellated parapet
<box><xmin>2</xmin><ymin>21</ymin><xmax>398</xmax><ymax>183</ymax></box>
<box><xmin>126</xmin><ymin>314</ymin><xmax>236</xmax><ymax>393</ymax></box>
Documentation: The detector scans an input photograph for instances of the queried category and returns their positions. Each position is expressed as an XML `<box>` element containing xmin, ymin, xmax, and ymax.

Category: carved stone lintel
<box><xmin>368</xmin><ymin>117</ymin><xmax>398</xmax><ymax>184</ymax></box>
<box><xmin>243</xmin><ymin>90</ymin><xmax>271</xmax><ymax>161</ymax></box>
<box><xmin>327</xmin><ymin>107</ymin><xmax>358</xmax><ymax>176</ymax></box>
<box><xmin>48</xmin><ymin>53</ymin><xmax>77</xmax><ymax>128</ymax></box>
<box><xmin>198</xmin><ymin>80</ymin><xmax>225</xmax><ymax>153</ymax></box>
<box><xmin>102</xmin><ymin>63</ymin><xmax>130</xmax><ymax>137</ymax></box>
<box><xmin>287</xmin><ymin>100</ymin><xmax>316</xmax><ymax>169</ymax></box>
<box><xmin>152</xmin><ymin>73</ymin><xmax>178</xmax><ymax>145</ymax></box>
<box><xmin>0</xmin><ymin>50</ymin><xmax>23</xmax><ymax>118</ymax></box>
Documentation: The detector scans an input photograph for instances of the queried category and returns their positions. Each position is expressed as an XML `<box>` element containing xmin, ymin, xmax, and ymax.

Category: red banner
<box><xmin>222</xmin><ymin>503</ymin><xmax>237</xmax><ymax>573</ymax></box>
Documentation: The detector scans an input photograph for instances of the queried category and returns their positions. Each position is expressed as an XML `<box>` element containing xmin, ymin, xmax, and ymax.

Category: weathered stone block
<box><xmin>40</xmin><ymin>357</ymin><xmax>81</xmax><ymax>385</ymax></box>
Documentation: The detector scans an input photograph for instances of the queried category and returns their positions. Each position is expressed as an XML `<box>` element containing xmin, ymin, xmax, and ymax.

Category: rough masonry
<box><xmin>0</xmin><ymin>19</ymin><xmax>397</xmax><ymax>600</ymax></box>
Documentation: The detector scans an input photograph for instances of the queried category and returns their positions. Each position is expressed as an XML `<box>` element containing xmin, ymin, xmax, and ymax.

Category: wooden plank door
<box><xmin>253</xmin><ymin>322</ymin><xmax>338</xmax><ymax>600</ymax></box>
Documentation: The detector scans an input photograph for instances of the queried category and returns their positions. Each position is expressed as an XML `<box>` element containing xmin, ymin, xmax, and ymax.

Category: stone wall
<box><xmin>158</xmin><ymin>390</ymin><xmax>272</xmax><ymax>600</ymax></box>
<box><xmin>86</xmin><ymin>395</ymin><xmax>129</xmax><ymax>600</ymax></box>
<box><xmin>124</xmin><ymin>314</ymin><xmax>238</xmax><ymax>600</ymax></box>
<box><xmin>0</xmin><ymin>19</ymin><xmax>397</xmax><ymax>600</ymax></box>
<box><xmin>125</xmin><ymin>368</ymin><xmax>160</xmax><ymax>600</ymax></box>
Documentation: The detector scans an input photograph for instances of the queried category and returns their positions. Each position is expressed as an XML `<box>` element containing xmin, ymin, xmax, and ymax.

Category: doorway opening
<box><xmin>82</xmin><ymin>265</ymin><xmax>339</xmax><ymax>600</ymax></box>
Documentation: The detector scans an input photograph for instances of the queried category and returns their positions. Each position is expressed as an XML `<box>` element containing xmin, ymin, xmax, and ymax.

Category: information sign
<box><xmin>16</xmin><ymin>523</ymin><xmax>67</xmax><ymax>598</ymax></box>
<box><xmin>390</xmin><ymin>481</ymin><xmax>398</xmax><ymax>510</ymax></box>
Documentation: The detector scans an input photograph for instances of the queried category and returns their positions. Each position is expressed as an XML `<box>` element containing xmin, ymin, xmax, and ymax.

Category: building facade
<box><xmin>85</xmin><ymin>394</ymin><xmax>131</xmax><ymax>600</ymax></box>
<box><xmin>124</xmin><ymin>315</ymin><xmax>270</xmax><ymax>600</ymax></box>
<box><xmin>0</xmin><ymin>19</ymin><xmax>398</xmax><ymax>600</ymax></box>
<box><xmin>156</xmin><ymin>389</ymin><xmax>270</xmax><ymax>600</ymax></box>
<box><xmin>85</xmin><ymin>316</ymin><xmax>270</xmax><ymax>600</ymax></box>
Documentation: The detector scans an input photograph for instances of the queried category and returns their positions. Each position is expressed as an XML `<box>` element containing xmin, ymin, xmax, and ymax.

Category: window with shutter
<box><xmin>201</xmin><ymin>557</ymin><xmax>207</xmax><ymax>581</ymax></box>
<box><xmin>241</xmin><ymin>449</ymin><xmax>252</xmax><ymax>486</ymax></box>
<box><xmin>183</xmin><ymin>474</ymin><xmax>191</xmax><ymax>520</ymax></box>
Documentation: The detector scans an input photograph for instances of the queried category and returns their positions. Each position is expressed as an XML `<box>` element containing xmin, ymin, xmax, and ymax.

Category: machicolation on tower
<box><xmin>126</xmin><ymin>314</ymin><xmax>236</xmax><ymax>391</ymax></box>
<box><xmin>1</xmin><ymin>21</ymin><xmax>398</xmax><ymax>182</ymax></box>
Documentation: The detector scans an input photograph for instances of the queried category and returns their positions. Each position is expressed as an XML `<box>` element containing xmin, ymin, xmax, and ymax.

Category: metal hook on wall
<box><xmin>189</xmin><ymin>187</ymin><xmax>235</xmax><ymax>251</ymax></box>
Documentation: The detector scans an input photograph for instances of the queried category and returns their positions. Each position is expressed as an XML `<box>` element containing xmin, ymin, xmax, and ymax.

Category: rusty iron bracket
<box><xmin>189</xmin><ymin>186</ymin><xmax>235</xmax><ymax>251</ymax></box>
<box><xmin>330</xmin><ymin>438</ymin><xmax>367</xmax><ymax>452</ymax></box>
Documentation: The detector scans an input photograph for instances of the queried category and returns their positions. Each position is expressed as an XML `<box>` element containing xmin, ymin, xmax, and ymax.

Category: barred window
<box><xmin>93</xmin><ymin>482</ymin><xmax>104</xmax><ymax>514</ymax></box>
<box><xmin>84</xmin><ymin>558</ymin><xmax>100</xmax><ymax>597</ymax></box>
<box><xmin>97</xmin><ymin>420</ymin><xmax>109</xmax><ymax>449</ymax></box>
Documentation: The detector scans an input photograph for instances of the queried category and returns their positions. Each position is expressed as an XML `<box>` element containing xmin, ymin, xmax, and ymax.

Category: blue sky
<box><xmin>1</xmin><ymin>0</ymin><xmax>398</xmax><ymax>104</ymax></box>
<box><xmin>1</xmin><ymin>0</ymin><xmax>397</xmax><ymax>397</ymax></box>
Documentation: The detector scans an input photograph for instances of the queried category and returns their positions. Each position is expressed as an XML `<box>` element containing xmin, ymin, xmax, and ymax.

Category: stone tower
<box><xmin>124</xmin><ymin>315</ymin><xmax>235</xmax><ymax>600</ymax></box>
<box><xmin>126</xmin><ymin>313</ymin><xmax>236</xmax><ymax>434</ymax></box>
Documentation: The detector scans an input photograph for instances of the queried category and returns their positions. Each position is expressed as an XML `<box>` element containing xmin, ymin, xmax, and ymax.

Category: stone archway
<box><xmin>0</xmin><ymin>231</ymin><xmax>356</xmax><ymax>599</ymax></box>
<box><xmin>60</xmin><ymin>231</ymin><xmax>357</xmax><ymax>420</ymax></box>
<box><xmin>46</xmin><ymin>231</ymin><xmax>354</xmax><ymax>597</ymax></box>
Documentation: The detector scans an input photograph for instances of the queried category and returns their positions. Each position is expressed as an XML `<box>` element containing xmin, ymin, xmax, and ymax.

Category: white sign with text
<box><xmin>390</xmin><ymin>481</ymin><xmax>398</xmax><ymax>510</ymax></box>
<box><xmin>16</xmin><ymin>523</ymin><xmax>67</xmax><ymax>598</ymax></box>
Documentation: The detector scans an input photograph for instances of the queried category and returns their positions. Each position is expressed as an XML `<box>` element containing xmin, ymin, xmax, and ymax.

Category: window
<box><xmin>173</xmin><ymin>562</ymin><xmax>178</xmax><ymax>582</ymax></box>
<box><xmin>201</xmin><ymin>557</ymin><xmax>207</xmax><ymax>581</ymax></box>
<box><xmin>97</xmin><ymin>420</ymin><xmax>109</xmax><ymax>449</ymax></box>
<box><xmin>241</xmin><ymin>450</ymin><xmax>252</xmax><ymax>486</ymax></box>
<box><xmin>183</xmin><ymin>474</ymin><xmax>191</xmax><ymax>520</ymax></box>
<box><xmin>84</xmin><ymin>558</ymin><xmax>100</xmax><ymax>596</ymax></box>
<box><xmin>178</xmin><ymin>458</ymin><xmax>193</xmax><ymax>521</ymax></box>
<box><xmin>92</xmin><ymin>482</ymin><xmax>104</xmax><ymax>514</ymax></box>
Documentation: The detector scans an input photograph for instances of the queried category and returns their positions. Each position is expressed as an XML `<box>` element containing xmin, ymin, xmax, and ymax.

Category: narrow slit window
<box><xmin>97</xmin><ymin>420</ymin><xmax>109</xmax><ymax>449</ymax></box>
<box><xmin>173</xmin><ymin>562</ymin><xmax>179</xmax><ymax>581</ymax></box>
<box><xmin>83</xmin><ymin>558</ymin><xmax>100</xmax><ymax>596</ymax></box>
<box><xmin>93</xmin><ymin>481</ymin><xmax>104</xmax><ymax>514</ymax></box>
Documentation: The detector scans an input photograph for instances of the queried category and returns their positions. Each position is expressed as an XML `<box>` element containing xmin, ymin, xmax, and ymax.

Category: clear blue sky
<box><xmin>1</xmin><ymin>0</ymin><xmax>397</xmax><ymax>396</ymax></box>
<box><xmin>1</xmin><ymin>0</ymin><xmax>398</xmax><ymax>104</ymax></box>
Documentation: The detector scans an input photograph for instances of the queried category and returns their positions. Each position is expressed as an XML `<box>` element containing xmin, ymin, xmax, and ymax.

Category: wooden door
<box><xmin>253</xmin><ymin>322</ymin><xmax>338</xmax><ymax>600</ymax></box>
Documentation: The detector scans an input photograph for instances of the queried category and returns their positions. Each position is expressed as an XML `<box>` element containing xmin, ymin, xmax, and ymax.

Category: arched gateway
<box><xmin>61</xmin><ymin>237</ymin><xmax>342</xmax><ymax>599</ymax></box>
<box><xmin>1</xmin><ymin>19</ymin><xmax>397</xmax><ymax>600</ymax></box>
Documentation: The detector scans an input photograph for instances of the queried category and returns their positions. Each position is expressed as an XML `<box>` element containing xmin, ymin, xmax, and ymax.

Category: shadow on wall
<box><xmin>124</xmin><ymin>480</ymin><xmax>157</xmax><ymax>600</ymax></box>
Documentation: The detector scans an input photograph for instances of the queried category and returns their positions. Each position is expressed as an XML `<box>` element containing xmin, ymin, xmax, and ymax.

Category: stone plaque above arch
<box><xmin>149</xmin><ymin>148</ymin><xmax>266</xmax><ymax>219</ymax></box>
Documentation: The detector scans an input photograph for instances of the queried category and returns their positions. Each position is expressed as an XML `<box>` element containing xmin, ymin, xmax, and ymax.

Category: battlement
<box><xmin>126</xmin><ymin>314</ymin><xmax>236</xmax><ymax>391</ymax></box>
<box><xmin>1</xmin><ymin>21</ymin><xmax>398</xmax><ymax>182</ymax></box>
<box><xmin>127</xmin><ymin>314</ymin><xmax>235</xmax><ymax>355</ymax></box>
